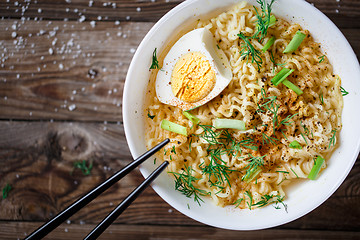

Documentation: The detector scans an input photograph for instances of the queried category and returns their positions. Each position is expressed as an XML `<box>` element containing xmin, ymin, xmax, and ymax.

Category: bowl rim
<box><xmin>123</xmin><ymin>0</ymin><xmax>360</xmax><ymax>230</ymax></box>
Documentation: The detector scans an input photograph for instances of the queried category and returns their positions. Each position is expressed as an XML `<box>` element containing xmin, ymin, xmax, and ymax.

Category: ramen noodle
<box><xmin>144</xmin><ymin>1</ymin><xmax>343</xmax><ymax>209</ymax></box>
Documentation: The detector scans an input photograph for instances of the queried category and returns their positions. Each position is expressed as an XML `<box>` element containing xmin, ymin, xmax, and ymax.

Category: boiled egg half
<box><xmin>155</xmin><ymin>28</ymin><xmax>232</xmax><ymax>111</ymax></box>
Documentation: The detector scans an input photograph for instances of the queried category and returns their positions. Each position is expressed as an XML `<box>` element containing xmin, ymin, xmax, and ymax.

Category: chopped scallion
<box><xmin>268</xmin><ymin>15</ymin><xmax>277</xmax><ymax>27</ymax></box>
<box><xmin>271</xmin><ymin>68</ymin><xmax>294</xmax><ymax>86</ymax></box>
<box><xmin>161</xmin><ymin>119</ymin><xmax>187</xmax><ymax>136</ymax></box>
<box><xmin>242</xmin><ymin>167</ymin><xmax>262</xmax><ymax>183</ymax></box>
<box><xmin>183</xmin><ymin>111</ymin><xmax>200</xmax><ymax>125</ymax></box>
<box><xmin>214</xmin><ymin>118</ymin><xmax>246</xmax><ymax>130</ymax></box>
<box><xmin>282</xmin><ymin>79</ymin><xmax>303</xmax><ymax>95</ymax></box>
<box><xmin>283</xmin><ymin>31</ymin><xmax>306</xmax><ymax>53</ymax></box>
<box><xmin>262</xmin><ymin>36</ymin><xmax>275</xmax><ymax>52</ymax></box>
<box><xmin>289</xmin><ymin>140</ymin><xmax>302</xmax><ymax>149</ymax></box>
<box><xmin>308</xmin><ymin>156</ymin><xmax>325</xmax><ymax>180</ymax></box>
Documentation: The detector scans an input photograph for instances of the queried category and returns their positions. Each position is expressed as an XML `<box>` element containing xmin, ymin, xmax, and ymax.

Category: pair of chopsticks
<box><xmin>25</xmin><ymin>138</ymin><xmax>170</xmax><ymax>240</ymax></box>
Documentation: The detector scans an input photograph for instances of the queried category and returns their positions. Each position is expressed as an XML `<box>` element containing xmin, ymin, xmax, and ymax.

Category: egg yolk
<box><xmin>171</xmin><ymin>51</ymin><xmax>216</xmax><ymax>103</ymax></box>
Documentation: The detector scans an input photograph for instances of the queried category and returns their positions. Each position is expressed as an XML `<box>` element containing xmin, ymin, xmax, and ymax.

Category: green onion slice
<box><xmin>183</xmin><ymin>111</ymin><xmax>200</xmax><ymax>125</ymax></box>
<box><xmin>271</xmin><ymin>68</ymin><xmax>294</xmax><ymax>86</ymax></box>
<box><xmin>242</xmin><ymin>167</ymin><xmax>262</xmax><ymax>183</ymax></box>
<box><xmin>282</xmin><ymin>79</ymin><xmax>303</xmax><ymax>95</ymax></box>
<box><xmin>161</xmin><ymin>119</ymin><xmax>187</xmax><ymax>136</ymax></box>
<box><xmin>214</xmin><ymin>118</ymin><xmax>246</xmax><ymax>130</ymax></box>
<box><xmin>283</xmin><ymin>31</ymin><xmax>306</xmax><ymax>54</ymax></box>
<box><xmin>268</xmin><ymin>15</ymin><xmax>277</xmax><ymax>27</ymax></box>
<box><xmin>308</xmin><ymin>156</ymin><xmax>325</xmax><ymax>180</ymax></box>
<box><xmin>262</xmin><ymin>36</ymin><xmax>275</xmax><ymax>52</ymax></box>
<box><xmin>289</xmin><ymin>140</ymin><xmax>302</xmax><ymax>149</ymax></box>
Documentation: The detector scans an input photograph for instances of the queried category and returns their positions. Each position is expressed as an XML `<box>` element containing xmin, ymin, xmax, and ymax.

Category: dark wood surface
<box><xmin>0</xmin><ymin>0</ymin><xmax>359</xmax><ymax>239</ymax></box>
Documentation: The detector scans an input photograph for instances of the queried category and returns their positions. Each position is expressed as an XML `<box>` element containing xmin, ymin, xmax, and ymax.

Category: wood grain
<box><xmin>0</xmin><ymin>121</ymin><xmax>359</xmax><ymax>232</ymax></box>
<box><xmin>1</xmin><ymin>222</ymin><xmax>360</xmax><ymax>240</ymax></box>
<box><xmin>0</xmin><ymin>0</ymin><xmax>359</xmax><ymax>27</ymax></box>
<box><xmin>0</xmin><ymin>0</ymin><xmax>359</xmax><ymax>238</ymax></box>
<box><xmin>0</xmin><ymin>20</ymin><xmax>154</xmax><ymax>121</ymax></box>
<box><xmin>0</xmin><ymin>20</ymin><xmax>359</xmax><ymax>121</ymax></box>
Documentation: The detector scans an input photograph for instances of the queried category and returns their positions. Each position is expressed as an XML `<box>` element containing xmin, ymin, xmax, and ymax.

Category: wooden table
<box><xmin>0</xmin><ymin>0</ymin><xmax>359</xmax><ymax>239</ymax></box>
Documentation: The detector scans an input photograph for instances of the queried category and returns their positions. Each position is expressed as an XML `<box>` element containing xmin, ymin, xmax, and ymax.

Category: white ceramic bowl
<box><xmin>123</xmin><ymin>0</ymin><xmax>360</xmax><ymax>230</ymax></box>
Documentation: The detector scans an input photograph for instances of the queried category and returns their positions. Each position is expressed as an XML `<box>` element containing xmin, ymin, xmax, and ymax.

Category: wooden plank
<box><xmin>0</xmin><ymin>121</ymin><xmax>359</xmax><ymax>231</ymax></box>
<box><xmin>0</xmin><ymin>19</ymin><xmax>359</xmax><ymax>121</ymax></box>
<box><xmin>0</xmin><ymin>0</ymin><xmax>359</xmax><ymax>28</ymax></box>
<box><xmin>0</xmin><ymin>222</ymin><xmax>359</xmax><ymax>240</ymax></box>
<box><xmin>0</xmin><ymin>20</ymin><xmax>153</xmax><ymax>121</ymax></box>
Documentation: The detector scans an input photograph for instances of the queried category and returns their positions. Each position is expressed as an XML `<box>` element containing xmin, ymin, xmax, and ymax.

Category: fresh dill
<box><xmin>318</xmin><ymin>55</ymin><xmax>325</xmax><ymax>63</ymax></box>
<box><xmin>329</xmin><ymin>129</ymin><xmax>337</xmax><ymax>149</ymax></box>
<box><xmin>340</xmin><ymin>86</ymin><xmax>349</xmax><ymax>96</ymax></box>
<box><xmin>169</xmin><ymin>166</ymin><xmax>210</xmax><ymax>205</ymax></box>
<box><xmin>147</xmin><ymin>110</ymin><xmax>155</xmax><ymax>119</ymax></box>
<box><xmin>199</xmin><ymin>148</ymin><xmax>236</xmax><ymax>188</ymax></box>
<box><xmin>149</xmin><ymin>48</ymin><xmax>161</xmax><ymax>70</ymax></box>
<box><xmin>237</xmin><ymin>0</ymin><xmax>277</xmax><ymax>71</ymax></box>
<box><xmin>276</xmin><ymin>170</ymin><xmax>289</xmax><ymax>174</ymax></box>
<box><xmin>319</xmin><ymin>93</ymin><xmax>324</xmax><ymax>105</ymax></box>
<box><xmin>72</xmin><ymin>160</ymin><xmax>93</xmax><ymax>176</ymax></box>
<box><xmin>262</xmin><ymin>132</ymin><xmax>278</xmax><ymax>145</ymax></box>
<box><xmin>253</xmin><ymin>0</ymin><xmax>276</xmax><ymax>42</ymax></box>
<box><xmin>252</xmin><ymin>193</ymin><xmax>286</xmax><ymax>210</ymax></box>
<box><xmin>171</xmin><ymin>146</ymin><xmax>176</xmax><ymax>154</ymax></box>
<box><xmin>2</xmin><ymin>183</ymin><xmax>12</xmax><ymax>199</ymax></box>
<box><xmin>244</xmin><ymin>191</ymin><xmax>253</xmax><ymax>210</ymax></box>
<box><xmin>232</xmin><ymin>198</ymin><xmax>244</xmax><ymax>208</ymax></box>
<box><xmin>238</xmin><ymin>32</ymin><xmax>263</xmax><ymax>71</ymax></box>
<box><xmin>195</xmin><ymin>125</ymin><xmax>259</xmax><ymax>189</ymax></box>
<box><xmin>290</xmin><ymin>168</ymin><xmax>299</xmax><ymax>178</ymax></box>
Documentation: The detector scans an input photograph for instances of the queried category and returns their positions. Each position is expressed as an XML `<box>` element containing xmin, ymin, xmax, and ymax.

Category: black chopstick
<box><xmin>84</xmin><ymin>160</ymin><xmax>169</xmax><ymax>240</ymax></box>
<box><xmin>25</xmin><ymin>138</ymin><xmax>170</xmax><ymax>240</ymax></box>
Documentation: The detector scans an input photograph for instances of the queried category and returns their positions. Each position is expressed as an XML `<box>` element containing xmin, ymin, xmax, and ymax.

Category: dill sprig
<box><xmin>318</xmin><ymin>55</ymin><xmax>325</xmax><ymax>63</ymax></box>
<box><xmin>253</xmin><ymin>0</ymin><xmax>276</xmax><ymax>42</ymax></box>
<box><xmin>238</xmin><ymin>32</ymin><xmax>263</xmax><ymax>71</ymax></box>
<box><xmin>196</xmin><ymin>125</ymin><xmax>258</xmax><ymax>189</ymax></box>
<box><xmin>200</xmin><ymin>148</ymin><xmax>236</xmax><ymax>188</ymax></box>
<box><xmin>2</xmin><ymin>183</ymin><xmax>12</xmax><ymax>199</ymax></box>
<box><xmin>329</xmin><ymin>128</ymin><xmax>337</xmax><ymax>149</ymax></box>
<box><xmin>149</xmin><ymin>48</ymin><xmax>161</xmax><ymax>70</ymax></box>
<box><xmin>340</xmin><ymin>86</ymin><xmax>349</xmax><ymax>96</ymax></box>
<box><xmin>72</xmin><ymin>160</ymin><xmax>93</xmax><ymax>176</ymax></box>
<box><xmin>232</xmin><ymin>198</ymin><xmax>244</xmax><ymax>208</ymax></box>
<box><xmin>244</xmin><ymin>191</ymin><xmax>254</xmax><ymax>209</ymax></box>
<box><xmin>252</xmin><ymin>194</ymin><xmax>287</xmax><ymax>211</ymax></box>
<box><xmin>169</xmin><ymin>166</ymin><xmax>210</xmax><ymax>205</ymax></box>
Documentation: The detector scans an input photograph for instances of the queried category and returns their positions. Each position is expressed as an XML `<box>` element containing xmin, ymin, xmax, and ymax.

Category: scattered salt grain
<box><xmin>59</xmin><ymin>63</ymin><xmax>64</xmax><ymax>70</ymax></box>
<box><xmin>88</xmin><ymin>0</ymin><xmax>93</xmax><ymax>7</ymax></box>
<box><xmin>90</xmin><ymin>20</ymin><xmax>96</xmax><ymax>28</ymax></box>
<box><xmin>136</xmin><ymin>7</ymin><xmax>141</xmax><ymax>12</ymax></box>
<box><xmin>64</xmin><ymin>228</ymin><xmax>68</xmax><ymax>233</ymax></box>
<box><xmin>79</xmin><ymin>15</ymin><xmax>86</xmax><ymax>22</ymax></box>
<box><xmin>66</xmin><ymin>220</ymin><xmax>71</xmax><ymax>224</ymax></box>
<box><xmin>11</xmin><ymin>32</ymin><xmax>17</xmax><ymax>38</ymax></box>
<box><xmin>48</xmin><ymin>48</ymin><xmax>53</xmax><ymax>55</ymax></box>
<box><xmin>168</xmin><ymin>209</ymin><xmax>173</xmax><ymax>213</ymax></box>
<box><xmin>130</xmin><ymin>48</ymin><xmax>136</xmax><ymax>54</ymax></box>
<box><xmin>68</xmin><ymin>104</ymin><xmax>76</xmax><ymax>111</ymax></box>
<box><xmin>125</xmin><ymin>16</ymin><xmax>130</xmax><ymax>20</ymax></box>
<box><xmin>38</xmin><ymin>8</ymin><xmax>42</xmax><ymax>13</ymax></box>
<box><xmin>115</xmin><ymin>20</ymin><xmax>120</xmax><ymax>25</ymax></box>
